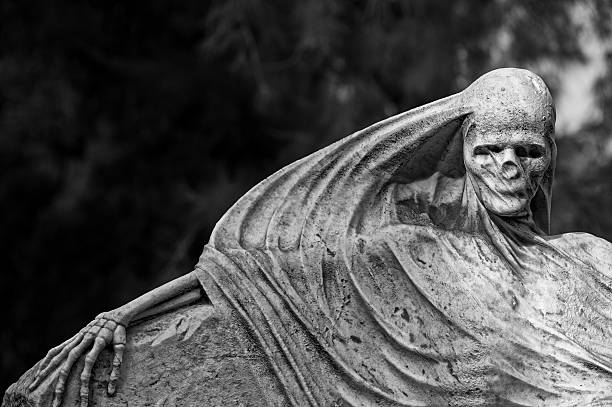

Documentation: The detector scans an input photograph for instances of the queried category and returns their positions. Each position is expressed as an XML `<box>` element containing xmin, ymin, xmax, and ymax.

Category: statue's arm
<box><xmin>109</xmin><ymin>271</ymin><xmax>202</xmax><ymax>324</ymax></box>
<box><xmin>29</xmin><ymin>271</ymin><xmax>203</xmax><ymax>407</ymax></box>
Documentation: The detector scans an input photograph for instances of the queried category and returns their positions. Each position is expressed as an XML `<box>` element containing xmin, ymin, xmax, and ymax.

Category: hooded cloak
<box><xmin>195</xmin><ymin>68</ymin><xmax>612</xmax><ymax>406</ymax></box>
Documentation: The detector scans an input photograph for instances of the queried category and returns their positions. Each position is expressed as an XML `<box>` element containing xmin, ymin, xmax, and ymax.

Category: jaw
<box><xmin>484</xmin><ymin>197</ymin><xmax>531</xmax><ymax>217</ymax></box>
<box><xmin>474</xmin><ymin>182</ymin><xmax>533</xmax><ymax>217</ymax></box>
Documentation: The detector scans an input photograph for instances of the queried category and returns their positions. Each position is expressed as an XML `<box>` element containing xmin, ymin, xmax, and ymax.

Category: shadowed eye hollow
<box><xmin>474</xmin><ymin>144</ymin><xmax>545</xmax><ymax>158</ymax></box>
<box><xmin>473</xmin><ymin>144</ymin><xmax>502</xmax><ymax>155</ymax></box>
<box><xmin>516</xmin><ymin>144</ymin><xmax>545</xmax><ymax>158</ymax></box>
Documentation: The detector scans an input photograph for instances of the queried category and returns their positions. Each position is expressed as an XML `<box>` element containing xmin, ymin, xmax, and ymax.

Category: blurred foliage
<box><xmin>1</xmin><ymin>0</ymin><xmax>611</xmax><ymax>392</ymax></box>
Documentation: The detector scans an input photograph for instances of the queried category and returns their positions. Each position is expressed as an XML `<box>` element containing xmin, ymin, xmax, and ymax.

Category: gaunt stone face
<box><xmin>463</xmin><ymin>121</ymin><xmax>552</xmax><ymax>217</ymax></box>
<box><xmin>461</xmin><ymin>69</ymin><xmax>555</xmax><ymax>218</ymax></box>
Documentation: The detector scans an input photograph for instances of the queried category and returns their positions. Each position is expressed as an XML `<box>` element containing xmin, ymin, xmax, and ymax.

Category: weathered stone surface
<box><xmin>3</xmin><ymin>302</ymin><xmax>287</xmax><ymax>406</ymax></box>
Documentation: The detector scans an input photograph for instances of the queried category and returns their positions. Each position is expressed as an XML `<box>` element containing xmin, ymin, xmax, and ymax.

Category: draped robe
<box><xmin>194</xmin><ymin>80</ymin><xmax>612</xmax><ymax>406</ymax></box>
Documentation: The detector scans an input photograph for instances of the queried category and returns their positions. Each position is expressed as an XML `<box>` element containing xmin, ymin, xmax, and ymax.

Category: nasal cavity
<box><xmin>501</xmin><ymin>162</ymin><xmax>519</xmax><ymax>179</ymax></box>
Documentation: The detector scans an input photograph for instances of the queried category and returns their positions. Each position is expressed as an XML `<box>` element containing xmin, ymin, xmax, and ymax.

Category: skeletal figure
<box><xmin>28</xmin><ymin>68</ymin><xmax>612</xmax><ymax>406</ymax></box>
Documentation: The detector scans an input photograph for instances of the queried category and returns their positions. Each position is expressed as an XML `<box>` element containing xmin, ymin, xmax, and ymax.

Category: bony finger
<box><xmin>107</xmin><ymin>343</ymin><xmax>125</xmax><ymax>395</ymax></box>
<box><xmin>107</xmin><ymin>325</ymin><xmax>126</xmax><ymax>395</ymax></box>
<box><xmin>52</xmin><ymin>338</ymin><xmax>92</xmax><ymax>407</ymax></box>
<box><xmin>104</xmin><ymin>319</ymin><xmax>117</xmax><ymax>331</ymax></box>
<box><xmin>34</xmin><ymin>333</ymin><xmax>78</xmax><ymax>378</ymax></box>
<box><xmin>98</xmin><ymin>326</ymin><xmax>114</xmax><ymax>343</ymax></box>
<box><xmin>32</xmin><ymin>334</ymin><xmax>76</xmax><ymax>386</ymax></box>
<box><xmin>79</xmin><ymin>320</ymin><xmax>96</xmax><ymax>334</ymax></box>
<box><xmin>79</xmin><ymin>337</ymin><xmax>107</xmax><ymax>407</ymax></box>
<box><xmin>34</xmin><ymin>349</ymin><xmax>58</xmax><ymax>379</ymax></box>
<box><xmin>86</xmin><ymin>323</ymin><xmax>103</xmax><ymax>338</ymax></box>
<box><xmin>30</xmin><ymin>333</ymin><xmax>84</xmax><ymax>390</ymax></box>
<box><xmin>113</xmin><ymin>324</ymin><xmax>126</xmax><ymax>344</ymax></box>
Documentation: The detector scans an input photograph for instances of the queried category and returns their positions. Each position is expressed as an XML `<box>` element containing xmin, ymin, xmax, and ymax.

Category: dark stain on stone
<box><xmin>401</xmin><ymin>309</ymin><xmax>411</xmax><ymax>323</ymax></box>
<box><xmin>446</xmin><ymin>361</ymin><xmax>460</xmax><ymax>381</ymax></box>
<box><xmin>332</xmin><ymin>333</ymin><xmax>346</xmax><ymax>344</ymax></box>
<box><xmin>511</xmin><ymin>294</ymin><xmax>518</xmax><ymax>310</ymax></box>
<box><xmin>357</xmin><ymin>238</ymin><xmax>365</xmax><ymax>254</ymax></box>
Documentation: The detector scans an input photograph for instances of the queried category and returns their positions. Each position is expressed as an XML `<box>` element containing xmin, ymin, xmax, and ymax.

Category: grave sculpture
<box><xmin>5</xmin><ymin>68</ymin><xmax>612</xmax><ymax>406</ymax></box>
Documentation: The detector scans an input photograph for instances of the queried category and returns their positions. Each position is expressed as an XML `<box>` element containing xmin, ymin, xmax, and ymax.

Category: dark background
<box><xmin>2</xmin><ymin>0</ymin><xmax>612</xmax><ymax>394</ymax></box>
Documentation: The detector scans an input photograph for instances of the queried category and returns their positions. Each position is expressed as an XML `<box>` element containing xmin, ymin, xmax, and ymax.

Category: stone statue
<box><xmin>6</xmin><ymin>68</ymin><xmax>612</xmax><ymax>406</ymax></box>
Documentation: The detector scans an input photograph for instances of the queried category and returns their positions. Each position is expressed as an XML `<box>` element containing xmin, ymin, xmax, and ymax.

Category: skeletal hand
<box><xmin>29</xmin><ymin>311</ymin><xmax>128</xmax><ymax>407</ymax></box>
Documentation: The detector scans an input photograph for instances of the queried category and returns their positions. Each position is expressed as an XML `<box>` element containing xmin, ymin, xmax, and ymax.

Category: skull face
<box><xmin>460</xmin><ymin>68</ymin><xmax>555</xmax><ymax>220</ymax></box>
<box><xmin>463</xmin><ymin>121</ymin><xmax>552</xmax><ymax>217</ymax></box>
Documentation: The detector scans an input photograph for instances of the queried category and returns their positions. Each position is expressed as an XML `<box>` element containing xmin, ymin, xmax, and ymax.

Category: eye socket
<box><xmin>473</xmin><ymin>145</ymin><xmax>489</xmax><ymax>156</ymax></box>
<box><xmin>527</xmin><ymin>144</ymin><xmax>545</xmax><ymax>158</ymax></box>
<box><xmin>473</xmin><ymin>144</ymin><xmax>503</xmax><ymax>155</ymax></box>
<box><xmin>515</xmin><ymin>146</ymin><xmax>528</xmax><ymax>157</ymax></box>
<box><xmin>515</xmin><ymin>144</ymin><xmax>545</xmax><ymax>158</ymax></box>
<box><xmin>487</xmin><ymin>144</ymin><xmax>503</xmax><ymax>153</ymax></box>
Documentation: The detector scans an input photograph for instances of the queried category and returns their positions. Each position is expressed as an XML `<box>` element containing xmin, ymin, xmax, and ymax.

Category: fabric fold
<box><xmin>195</xmin><ymin>68</ymin><xmax>612</xmax><ymax>406</ymax></box>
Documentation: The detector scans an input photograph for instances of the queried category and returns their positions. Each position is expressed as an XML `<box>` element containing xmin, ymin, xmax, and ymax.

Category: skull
<box><xmin>461</xmin><ymin>68</ymin><xmax>555</xmax><ymax>217</ymax></box>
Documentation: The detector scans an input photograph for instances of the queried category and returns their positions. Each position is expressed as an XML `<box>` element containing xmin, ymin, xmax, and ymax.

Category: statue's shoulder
<box><xmin>549</xmin><ymin>231</ymin><xmax>612</xmax><ymax>250</ymax></box>
<box><xmin>548</xmin><ymin>231</ymin><xmax>612</xmax><ymax>274</ymax></box>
